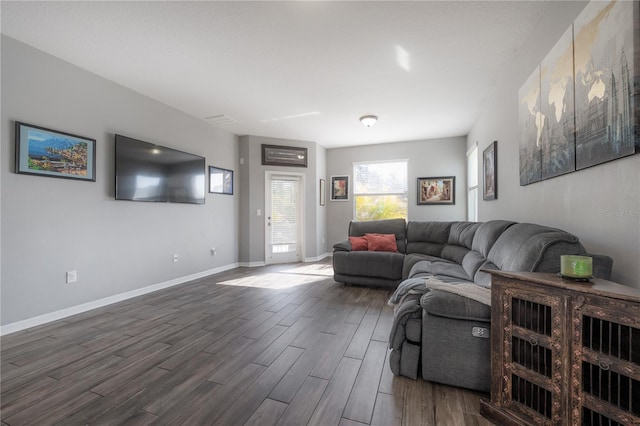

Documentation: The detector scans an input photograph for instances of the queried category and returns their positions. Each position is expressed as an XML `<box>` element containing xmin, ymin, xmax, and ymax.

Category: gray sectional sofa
<box><xmin>333</xmin><ymin>219</ymin><xmax>613</xmax><ymax>392</ymax></box>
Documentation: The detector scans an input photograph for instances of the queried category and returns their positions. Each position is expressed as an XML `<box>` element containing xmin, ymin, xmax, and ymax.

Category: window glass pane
<box><xmin>468</xmin><ymin>187</ymin><xmax>478</xmax><ymax>222</ymax></box>
<box><xmin>271</xmin><ymin>179</ymin><xmax>297</xmax><ymax>245</ymax></box>
<box><xmin>355</xmin><ymin>195</ymin><xmax>407</xmax><ymax>221</ymax></box>
<box><xmin>354</xmin><ymin>161</ymin><xmax>407</xmax><ymax>194</ymax></box>
<box><xmin>353</xmin><ymin>160</ymin><xmax>408</xmax><ymax>220</ymax></box>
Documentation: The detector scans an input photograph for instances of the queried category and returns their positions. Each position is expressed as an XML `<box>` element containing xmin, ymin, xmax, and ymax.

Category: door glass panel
<box><xmin>271</xmin><ymin>178</ymin><xmax>297</xmax><ymax>254</ymax></box>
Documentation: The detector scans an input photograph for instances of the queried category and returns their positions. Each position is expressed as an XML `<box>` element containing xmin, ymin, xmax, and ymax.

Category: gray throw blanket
<box><xmin>388</xmin><ymin>294</ymin><xmax>422</xmax><ymax>350</ymax></box>
<box><xmin>387</xmin><ymin>277</ymin><xmax>428</xmax><ymax>308</ymax></box>
<box><xmin>424</xmin><ymin>278</ymin><xmax>491</xmax><ymax>306</ymax></box>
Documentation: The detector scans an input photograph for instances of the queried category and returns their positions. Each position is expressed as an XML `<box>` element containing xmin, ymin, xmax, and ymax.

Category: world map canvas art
<box><xmin>541</xmin><ymin>25</ymin><xmax>575</xmax><ymax>180</ymax></box>
<box><xmin>519</xmin><ymin>66</ymin><xmax>542</xmax><ymax>186</ymax></box>
<box><xmin>519</xmin><ymin>0</ymin><xmax>639</xmax><ymax>185</ymax></box>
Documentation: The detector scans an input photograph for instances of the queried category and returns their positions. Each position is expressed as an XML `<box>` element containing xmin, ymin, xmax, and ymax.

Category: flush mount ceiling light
<box><xmin>360</xmin><ymin>115</ymin><xmax>378</xmax><ymax>127</ymax></box>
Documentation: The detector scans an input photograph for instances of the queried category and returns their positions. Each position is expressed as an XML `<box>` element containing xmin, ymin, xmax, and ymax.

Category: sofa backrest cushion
<box><xmin>448</xmin><ymin>222</ymin><xmax>481</xmax><ymax>249</ymax></box>
<box><xmin>462</xmin><ymin>250</ymin><xmax>488</xmax><ymax>283</ymax></box>
<box><xmin>349</xmin><ymin>219</ymin><xmax>406</xmax><ymax>253</ymax></box>
<box><xmin>471</xmin><ymin>220</ymin><xmax>516</xmax><ymax>257</ymax></box>
<box><xmin>440</xmin><ymin>222</ymin><xmax>482</xmax><ymax>263</ymax></box>
<box><xmin>406</xmin><ymin>221</ymin><xmax>452</xmax><ymax>257</ymax></box>
<box><xmin>487</xmin><ymin>223</ymin><xmax>584</xmax><ymax>272</ymax></box>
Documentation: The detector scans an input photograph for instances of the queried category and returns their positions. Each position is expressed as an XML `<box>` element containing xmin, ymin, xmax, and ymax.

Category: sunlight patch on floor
<box><xmin>218</xmin><ymin>262</ymin><xmax>333</xmax><ymax>289</ymax></box>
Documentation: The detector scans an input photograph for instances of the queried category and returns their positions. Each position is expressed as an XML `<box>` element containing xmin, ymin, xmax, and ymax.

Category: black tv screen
<box><xmin>115</xmin><ymin>134</ymin><xmax>205</xmax><ymax>204</ymax></box>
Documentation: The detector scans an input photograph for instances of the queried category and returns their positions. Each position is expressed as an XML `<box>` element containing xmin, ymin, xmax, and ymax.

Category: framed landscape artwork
<box><xmin>417</xmin><ymin>176</ymin><xmax>455</xmax><ymax>205</ymax></box>
<box><xmin>331</xmin><ymin>176</ymin><xmax>349</xmax><ymax>201</ymax></box>
<box><xmin>483</xmin><ymin>141</ymin><xmax>497</xmax><ymax>201</ymax></box>
<box><xmin>209</xmin><ymin>166</ymin><xmax>233</xmax><ymax>195</ymax></box>
<box><xmin>15</xmin><ymin>121</ymin><xmax>96</xmax><ymax>181</ymax></box>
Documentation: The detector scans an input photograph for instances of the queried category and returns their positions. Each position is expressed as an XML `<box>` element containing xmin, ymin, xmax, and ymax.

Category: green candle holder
<box><xmin>560</xmin><ymin>255</ymin><xmax>593</xmax><ymax>281</ymax></box>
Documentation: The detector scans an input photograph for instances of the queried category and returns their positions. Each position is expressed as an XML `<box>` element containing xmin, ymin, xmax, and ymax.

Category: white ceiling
<box><xmin>1</xmin><ymin>1</ymin><xmax>550</xmax><ymax>149</ymax></box>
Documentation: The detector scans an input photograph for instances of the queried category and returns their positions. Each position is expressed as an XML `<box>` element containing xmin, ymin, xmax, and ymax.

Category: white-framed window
<box><xmin>467</xmin><ymin>143</ymin><xmax>478</xmax><ymax>222</ymax></box>
<box><xmin>353</xmin><ymin>160</ymin><xmax>408</xmax><ymax>221</ymax></box>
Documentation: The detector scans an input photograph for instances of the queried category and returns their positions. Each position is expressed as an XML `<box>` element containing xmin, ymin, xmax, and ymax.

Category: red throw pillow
<box><xmin>349</xmin><ymin>236</ymin><xmax>368</xmax><ymax>251</ymax></box>
<box><xmin>365</xmin><ymin>233</ymin><xmax>398</xmax><ymax>252</ymax></box>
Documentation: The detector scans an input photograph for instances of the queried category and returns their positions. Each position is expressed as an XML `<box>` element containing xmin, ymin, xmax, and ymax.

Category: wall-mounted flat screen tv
<box><xmin>115</xmin><ymin>134</ymin><xmax>205</xmax><ymax>204</ymax></box>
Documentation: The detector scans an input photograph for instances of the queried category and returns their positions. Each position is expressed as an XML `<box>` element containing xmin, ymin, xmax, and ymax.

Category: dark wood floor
<box><xmin>1</xmin><ymin>260</ymin><xmax>492</xmax><ymax>425</ymax></box>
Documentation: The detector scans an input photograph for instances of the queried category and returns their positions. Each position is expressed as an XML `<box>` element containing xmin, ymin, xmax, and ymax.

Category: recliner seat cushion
<box><xmin>333</xmin><ymin>251</ymin><xmax>404</xmax><ymax>280</ymax></box>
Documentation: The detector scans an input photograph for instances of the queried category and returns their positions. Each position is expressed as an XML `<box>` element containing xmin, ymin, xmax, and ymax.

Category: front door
<box><xmin>265</xmin><ymin>172</ymin><xmax>303</xmax><ymax>264</ymax></box>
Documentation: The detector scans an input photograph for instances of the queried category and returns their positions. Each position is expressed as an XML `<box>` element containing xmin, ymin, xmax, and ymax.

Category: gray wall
<box><xmin>326</xmin><ymin>137</ymin><xmax>467</xmax><ymax>246</ymax></box>
<box><xmin>1</xmin><ymin>36</ymin><xmax>239</xmax><ymax>325</ymax></box>
<box><xmin>468</xmin><ymin>1</ymin><xmax>640</xmax><ymax>288</ymax></box>
<box><xmin>315</xmin><ymin>143</ymin><xmax>328</xmax><ymax>257</ymax></box>
<box><xmin>238</xmin><ymin>135</ymin><xmax>325</xmax><ymax>265</ymax></box>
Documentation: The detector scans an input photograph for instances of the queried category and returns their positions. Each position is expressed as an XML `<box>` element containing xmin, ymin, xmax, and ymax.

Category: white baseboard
<box><xmin>304</xmin><ymin>252</ymin><xmax>332</xmax><ymax>262</ymax></box>
<box><xmin>237</xmin><ymin>261</ymin><xmax>266</xmax><ymax>268</ymax></box>
<box><xmin>239</xmin><ymin>252</ymin><xmax>331</xmax><ymax>266</ymax></box>
<box><xmin>0</xmin><ymin>263</ymin><xmax>240</xmax><ymax>336</ymax></box>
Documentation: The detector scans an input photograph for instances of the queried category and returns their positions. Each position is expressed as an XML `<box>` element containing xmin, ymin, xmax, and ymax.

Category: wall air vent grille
<box><xmin>205</xmin><ymin>115</ymin><xmax>238</xmax><ymax>127</ymax></box>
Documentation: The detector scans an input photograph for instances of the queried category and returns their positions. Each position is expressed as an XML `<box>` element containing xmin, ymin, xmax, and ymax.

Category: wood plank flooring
<box><xmin>1</xmin><ymin>260</ymin><xmax>493</xmax><ymax>425</ymax></box>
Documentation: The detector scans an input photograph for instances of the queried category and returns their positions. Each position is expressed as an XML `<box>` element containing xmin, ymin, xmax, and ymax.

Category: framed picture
<box><xmin>209</xmin><ymin>166</ymin><xmax>233</xmax><ymax>195</ymax></box>
<box><xmin>483</xmin><ymin>141</ymin><xmax>497</xmax><ymax>201</ymax></box>
<box><xmin>319</xmin><ymin>178</ymin><xmax>326</xmax><ymax>206</ymax></box>
<box><xmin>15</xmin><ymin>121</ymin><xmax>96</xmax><ymax>181</ymax></box>
<box><xmin>417</xmin><ymin>176</ymin><xmax>455</xmax><ymax>205</ymax></box>
<box><xmin>262</xmin><ymin>144</ymin><xmax>307</xmax><ymax>167</ymax></box>
<box><xmin>331</xmin><ymin>176</ymin><xmax>349</xmax><ymax>201</ymax></box>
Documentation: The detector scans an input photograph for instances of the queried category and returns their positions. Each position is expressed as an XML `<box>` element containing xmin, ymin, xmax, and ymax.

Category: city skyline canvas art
<box><xmin>574</xmin><ymin>0</ymin><xmax>638</xmax><ymax>170</ymax></box>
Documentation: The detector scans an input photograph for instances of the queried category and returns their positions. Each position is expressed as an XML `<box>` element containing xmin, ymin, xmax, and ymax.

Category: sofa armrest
<box><xmin>333</xmin><ymin>240</ymin><xmax>352</xmax><ymax>252</ymax></box>
<box><xmin>420</xmin><ymin>290</ymin><xmax>490</xmax><ymax>323</ymax></box>
<box><xmin>589</xmin><ymin>252</ymin><xmax>613</xmax><ymax>280</ymax></box>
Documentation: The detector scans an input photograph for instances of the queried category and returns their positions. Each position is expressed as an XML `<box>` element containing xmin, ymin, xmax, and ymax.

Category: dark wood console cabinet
<box><xmin>480</xmin><ymin>271</ymin><xmax>640</xmax><ymax>426</ymax></box>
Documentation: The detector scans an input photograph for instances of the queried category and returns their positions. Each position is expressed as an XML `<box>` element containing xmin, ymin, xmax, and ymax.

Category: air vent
<box><xmin>205</xmin><ymin>115</ymin><xmax>238</xmax><ymax>127</ymax></box>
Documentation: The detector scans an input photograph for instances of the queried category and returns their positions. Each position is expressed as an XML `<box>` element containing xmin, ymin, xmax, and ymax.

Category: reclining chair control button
<box><xmin>472</xmin><ymin>327</ymin><xmax>489</xmax><ymax>338</ymax></box>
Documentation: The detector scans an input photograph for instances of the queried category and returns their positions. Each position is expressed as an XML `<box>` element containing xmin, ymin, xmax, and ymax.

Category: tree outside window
<box><xmin>353</xmin><ymin>160</ymin><xmax>408</xmax><ymax>221</ymax></box>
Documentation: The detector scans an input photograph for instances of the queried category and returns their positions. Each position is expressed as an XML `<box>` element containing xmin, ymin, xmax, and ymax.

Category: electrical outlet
<box><xmin>173</xmin><ymin>254</ymin><xmax>179</xmax><ymax>262</ymax></box>
<box><xmin>66</xmin><ymin>270</ymin><xmax>77</xmax><ymax>284</ymax></box>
